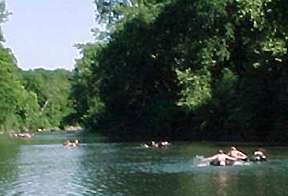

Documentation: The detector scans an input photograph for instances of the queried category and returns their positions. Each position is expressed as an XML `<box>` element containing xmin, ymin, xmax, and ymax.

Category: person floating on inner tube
<box><xmin>64</xmin><ymin>139</ymin><xmax>80</xmax><ymax>148</ymax></box>
<box><xmin>204</xmin><ymin>150</ymin><xmax>237</xmax><ymax>166</ymax></box>
<box><xmin>144</xmin><ymin>140</ymin><xmax>170</xmax><ymax>148</ymax></box>
<box><xmin>227</xmin><ymin>146</ymin><xmax>248</xmax><ymax>161</ymax></box>
<box><xmin>252</xmin><ymin>148</ymin><xmax>267</xmax><ymax>161</ymax></box>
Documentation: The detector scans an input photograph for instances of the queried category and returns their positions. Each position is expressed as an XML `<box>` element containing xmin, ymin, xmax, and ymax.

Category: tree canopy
<box><xmin>71</xmin><ymin>0</ymin><xmax>288</xmax><ymax>142</ymax></box>
<box><xmin>21</xmin><ymin>69</ymin><xmax>73</xmax><ymax>129</ymax></box>
<box><xmin>0</xmin><ymin>1</ymin><xmax>73</xmax><ymax>132</ymax></box>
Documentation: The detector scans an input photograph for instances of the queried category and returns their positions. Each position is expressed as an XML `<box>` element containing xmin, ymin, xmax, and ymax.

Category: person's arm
<box><xmin>224</xmin><ymin>154</ymin><xmax>237</xmax><ymax>161</ymax></box>
<box><xmin>204</xmin><ymin>155</ymin><xmax>217</xmax><ymax>161</ymax></box>
<box><xmin>237</xmin><ymin>151</ymin><xmax>247</xmax><ymax>159</ymax></box>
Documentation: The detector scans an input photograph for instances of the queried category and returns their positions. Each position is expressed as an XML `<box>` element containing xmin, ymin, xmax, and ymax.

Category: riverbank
<box><xmin>36</xmin><ymin>126</ymin><xmax>83</xmax><ymax>133</ymax></box>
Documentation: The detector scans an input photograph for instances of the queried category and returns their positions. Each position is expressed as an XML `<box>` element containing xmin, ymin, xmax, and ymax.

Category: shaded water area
<box><xmin>0</xmin><ymin>132</ymin><xmax>288</xmax><ymax>196</ymax></box>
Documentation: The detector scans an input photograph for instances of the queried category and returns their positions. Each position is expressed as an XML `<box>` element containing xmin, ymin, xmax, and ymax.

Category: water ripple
<box><xmin>1</xmin><ymin>136</ymin><xmax>288</xmax><ymax>196</ymax></box>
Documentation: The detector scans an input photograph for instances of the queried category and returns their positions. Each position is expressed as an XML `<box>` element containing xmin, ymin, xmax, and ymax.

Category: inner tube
<box><xmin>210</xmin><ymin>160</ymin><xmax>227</xmax><ymax>166</ymax></box>
<box><xmin>210</xmin><ymin>160</ymin><xmax>250</xmax><ymax>166</ymax></box>
<box><xmin>251</xmin><ymin>155</ymin><xmax>267</xmax><ymax>162</ymax></box>
<box><xmin>210</xmin><ymin>160</ymin><xmax>221</xmax><ymax>166</ymax></box>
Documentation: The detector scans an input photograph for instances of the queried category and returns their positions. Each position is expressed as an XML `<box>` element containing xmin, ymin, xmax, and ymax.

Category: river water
<box><xmin>0</xmin><ymin>132</ymin><xmax>287</xmax><ymax>196</ymax></box>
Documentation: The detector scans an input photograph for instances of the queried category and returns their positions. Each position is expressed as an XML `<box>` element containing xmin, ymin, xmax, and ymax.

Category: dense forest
<box><xmin>1</xmin><ymin>0</ymin><xmax>288</xmax><ymax>142</ymax></box>
<box><xmin>0</xmin><ymin>2</ymin><xmax>72</xmax><ymax>132</ymax></box>
<box><xmin>70</xmin><ymin>0</ymin><xmax>288</xmax><ymax>142</ymax></box>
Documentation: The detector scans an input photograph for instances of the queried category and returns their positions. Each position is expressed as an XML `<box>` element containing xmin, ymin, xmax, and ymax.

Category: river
<box><xmin>0</xmin><ymin>132</ymin><xmax>287</xmax><ymax>196</ymax></box>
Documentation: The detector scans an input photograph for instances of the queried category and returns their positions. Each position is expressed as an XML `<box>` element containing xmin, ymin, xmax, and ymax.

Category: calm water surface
<box><xmin>0</xmin><ymin>132</ymin><xmax>288</xmax><ymax>196</ymax></box>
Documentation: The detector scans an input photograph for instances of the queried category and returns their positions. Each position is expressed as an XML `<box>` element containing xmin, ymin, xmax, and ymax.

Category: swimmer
<box><xmin>204</xmin><ymin>150</ymin><xmax>237</xmax><ymax>166</ymax></box>
<box><xmin>227</xmin><ymin>146</ymin><xmax>248</xmax><ymax>161</ymax></box>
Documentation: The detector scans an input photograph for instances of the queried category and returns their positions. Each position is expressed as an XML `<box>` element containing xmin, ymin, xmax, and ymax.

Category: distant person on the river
<box><xmin>204</xmin><ymin>150</ymin><xmax>237</xmax><ymax>166</ymax></box>
<box><xmin>158</xmin><ymin>141</ymin><xmax>170</xmax><ymax>148</ymax></box>
<box><xmin>227</xmin><ymin>146</ymin><xmax>248</xmax><ymax>161</ymax></box>
<box><xmin>64</xmin><ymin>139</ymin><xmax>80</xmax><ymax>148</ymax></box>
<box><xmin>11</xmin><ymin>132</ymin><xmax>33</xmax><ymax>139</ymax></box>
<box><xmin>74</xmin><ymin>139</ymin><xmax>80</xmax><ymax>146</ymax></box>
<box><xmin>143</xmin><ymin>140</ymin><xmax>170</xmax><ymax>148</ymax></box>
<box><xmin>252</xmin><ymin>148</ymin><xmax>267</xmax><ymax>161</ymax></box>
<box><xmin>143</xmin><ymin>141</ymin><xmax>157</xmax><ymax>148</ymax></box>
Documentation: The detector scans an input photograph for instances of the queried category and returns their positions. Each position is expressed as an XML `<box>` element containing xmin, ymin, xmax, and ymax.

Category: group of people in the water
<box><xmin>204</xmin><ymin>146</ymin><xmax>266</xmax><ymax>166</ymax></box>
<box><xmin>63</xmin><ymin>139</ymin><xmax>80</xmax><ymax>148</ymax></box>
<box><xmin>144</xmin><ymin>140</ymin><xmax>170</xmax><ymax>148</ymax></box>
<box><xmin>10</xmin><ymin>132</ymin><xmax>33</xmax><ymax>139</ymax></box>
<box><xmin>10</xmin><ymin>132</ymin><xmax>80</xmax><ymax>148</ymax></box>
<box><xmin>63</xmin><ymin>139</ymin><xmax>80</xmax><ymax>147</ymax></box>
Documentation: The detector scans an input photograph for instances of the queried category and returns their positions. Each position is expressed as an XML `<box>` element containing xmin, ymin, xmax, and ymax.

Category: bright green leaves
<box><xmin>236</xmin><ymin>0</ymin><xmax>272</xmax><ymax>30</ymax></box>
<box><xmin>0</xmin><ymin>1</ymin><xmax>73</xmax><ymax>132</ymax></box>
<box><xmin>0</xmin><ymin>2</ymin><xmax>40</xmax><ymax>131</ymax></box>
<box><xmin>176</xmin><ymin>68</ymin><xmax>212</xmax><ymax>110</ymax></box>
<box><xmin>0</xmin><ymin>47</ymin><xmax>39</xmax><ymax>131</ymax></box>
<box><xmin>262</xmin><ymin>37</ymin><xmax>287</xmax><ymax>59</ymax></box>
<box><xmin>22</xmin><ymin>69</ymin><xmax>72</xmax><ymax>129</ymax></box>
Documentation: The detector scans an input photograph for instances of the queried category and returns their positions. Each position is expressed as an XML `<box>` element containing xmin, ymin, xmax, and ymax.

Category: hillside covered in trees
<box><xmin>0</xmin><ymin>2</ymin><xmax>72</xmax><ymax>132</ymax></box>
<box><xmin>71</xmin><ymin>0</ymin><xmax>288</xmax><ymax>142</ymax></box>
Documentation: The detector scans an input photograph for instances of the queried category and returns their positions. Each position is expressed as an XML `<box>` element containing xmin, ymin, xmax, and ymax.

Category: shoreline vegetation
<box><xmin>37</xmin><ymin>126</ymin><xmax>83</xmax><ymax>133</ymax></box>
<box><xmin>1</xmin><ymin>1</ymin><xmax>288</xmax><ymax>142</ymax></box>
<box><xmin>6</xmin><ymin>126</ymin><xmax>83</xmax><ymax>134</ymax></box>
<box><xmin>69</xmin><ymin>0</ymin><xmax>288</xmax><ymax>142</ymax></box>
<box><xmin>3</xmin><ymin>126</ymin><xmax>83</xmax><ymax>140</ymax></box>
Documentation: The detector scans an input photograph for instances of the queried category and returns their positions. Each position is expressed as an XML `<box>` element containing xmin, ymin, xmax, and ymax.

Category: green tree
<box><xmin>72</xmin><ymin>0</ymin><xmax>288</xmax><ymax>141</ymax></box>
<box><xmin>21</xmin><ymin>69</ymin><xmax>73</xmax><ymax>128</ymax></box>
<box><xmin>0</xmin><ymin>2</ymin><xmax>40</xmax><ymax>131</ymax></box>
<box><xmin>93</xmin><ymin>0</ymin><xmax>169</xmax><ymax>41</ymax></box>
<box><xmin>69</xmin><ymin>43</ymin><xmax>105</xmax><ymax>127</ymax></box>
